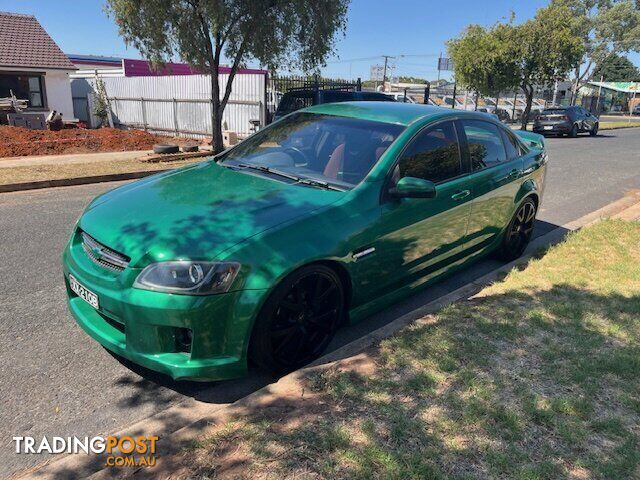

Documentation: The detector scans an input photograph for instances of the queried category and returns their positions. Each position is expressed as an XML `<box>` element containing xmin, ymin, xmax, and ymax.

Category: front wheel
<box><xmin>497</xmin><ymin>198</ymin><xmax>537</xmax><ymax>261</ymax></box>
<box><xmin>568</xmin><ymin>123</ymin><xmax>578</xmax><ymax>138</ymax></box>
<box><xmin>249</xmin><ymin>265</ymin><xmax>344</xmax><ymax>376</ymax></box>
<box><xmin>590</xmin><ymin>123</ymin><xmax>599</xmax><ymax>136</ymax></box>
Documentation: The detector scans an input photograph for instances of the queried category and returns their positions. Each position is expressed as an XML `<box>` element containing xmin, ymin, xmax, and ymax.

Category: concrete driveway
<box><xmin>2</xmin><ymin>128</ymin><xmax>640</xmax><ymax>477</ymax></box>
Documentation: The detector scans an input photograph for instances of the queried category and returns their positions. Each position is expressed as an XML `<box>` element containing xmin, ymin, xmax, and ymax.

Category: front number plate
<box><xmin>69</xmin><ymin>274</ymin><xmax>99</xmax><ymax>309</ymax></box>
<box><xmin>543</xmin><ymin>125</ymin><xmax>553</xmax><ymax>130</ymax></box>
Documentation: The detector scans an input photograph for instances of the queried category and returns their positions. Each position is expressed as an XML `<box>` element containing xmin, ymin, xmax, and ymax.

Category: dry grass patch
<box><xmin>185</xmin><ymin>220</ymin><xmax>640</xmax><ymax>480</ymax></box>
<box><xmin>0</xmin><ymin>158</ymin><xmax>202</xmax><ymax>185</ymax></box>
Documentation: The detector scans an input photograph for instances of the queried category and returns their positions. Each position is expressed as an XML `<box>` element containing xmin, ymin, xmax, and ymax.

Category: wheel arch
<box><xmin>244</xmin><ymin>258</ymin><xmax>353</xmax><ymax>369</ymax></box>
<box><xmin>515</xmin><ymin>179</ymin><xmax>540</xmax><ymax>208</ymax></box>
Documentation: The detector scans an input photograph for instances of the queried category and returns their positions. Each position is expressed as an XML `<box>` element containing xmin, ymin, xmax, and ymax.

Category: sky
<box><xmin>2</xmin><ymin>0</ymin><xmax>637</xmax><ymax>81</ymax></box>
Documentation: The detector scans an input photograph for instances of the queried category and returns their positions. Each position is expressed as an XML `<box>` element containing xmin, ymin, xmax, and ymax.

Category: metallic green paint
<box><xmin>62</xmin><ymin>102</ymin><xmax>547</xmax><ymax>381</ymax></box>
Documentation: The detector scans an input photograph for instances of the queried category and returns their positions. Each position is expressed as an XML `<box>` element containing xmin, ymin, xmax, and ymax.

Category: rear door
<box><xmin>458</xmin><ymin>119</ymin><xmax>524</xmax><ymax>251</ymax></box>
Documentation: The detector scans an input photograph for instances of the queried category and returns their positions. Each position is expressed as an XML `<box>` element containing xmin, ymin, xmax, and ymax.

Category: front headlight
<box><xmin>133</xmin><ymin>261</ymin><xmax>240</xmax><ymax>295</ymax></box>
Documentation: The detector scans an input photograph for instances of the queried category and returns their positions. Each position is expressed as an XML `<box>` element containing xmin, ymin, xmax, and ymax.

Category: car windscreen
<box><xmin>219</xmin><ymin>112</ymin><xmax>405</xmax><ymax>188</ymax></box>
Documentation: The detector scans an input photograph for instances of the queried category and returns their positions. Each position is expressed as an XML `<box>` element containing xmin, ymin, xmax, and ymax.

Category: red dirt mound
<box><xmin>0</xmin><ymin>126</ymin><xmax>182</xmax><ymax>158</ymax></box>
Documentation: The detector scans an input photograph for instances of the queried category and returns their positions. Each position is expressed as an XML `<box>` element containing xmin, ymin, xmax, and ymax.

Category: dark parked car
<box><xmin>533</xmin><ymin>106</ymin><xmax>599</xmax><ymax>137</ymax></box>
<box><xmin>273</xmin><ymin>89</ymin><xmax>396</xmax><ymax>121</ymax></box>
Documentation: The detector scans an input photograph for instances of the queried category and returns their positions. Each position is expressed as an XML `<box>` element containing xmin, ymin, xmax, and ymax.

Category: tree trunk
<box><xmin>520</xmin><ymin>85</ymin><xmax>533</xmax><ymax>131</ymax></box>
<box><xmin>210</xmin><ymin>66</ymin><xmax>225</xmax><ymax>154</ymax></box>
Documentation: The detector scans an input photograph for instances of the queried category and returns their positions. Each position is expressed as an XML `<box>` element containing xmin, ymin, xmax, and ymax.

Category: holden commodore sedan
<box><xmin>62</xmin><ymin>102</ymin><xmax>547</xmax><ymax>381</ymax></box>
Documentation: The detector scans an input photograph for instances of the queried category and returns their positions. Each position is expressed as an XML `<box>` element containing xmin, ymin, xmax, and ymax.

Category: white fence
<box><xmin>71</xmin><ymin>73</ymin><xmax>267</xmax><ymax>138</ymax></box>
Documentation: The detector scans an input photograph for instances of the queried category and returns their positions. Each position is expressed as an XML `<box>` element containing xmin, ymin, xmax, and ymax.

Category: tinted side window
<box><xmin>500</xmin><ymin>129</ymin><xmax>521</xmax><ymax>160</ymax></box>
<box><xmin>461</xmin><ymin>120</ymin><xmax>507</xmax><ymax>171</ymax></box>
<box><xmin>396</xmin><ymin>121</ymin><xmax>461</xmax><ymax>184</ymax></box>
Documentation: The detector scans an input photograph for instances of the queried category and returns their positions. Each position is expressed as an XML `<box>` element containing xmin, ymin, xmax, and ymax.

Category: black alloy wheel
<box><xmin>250</xmin><ymin>265</ymin><xmax>344</xmax><ymax>375</ymax></box>
<box><xmin>498</xmin><ymin>198</ymin><xmax>537</xmax><ymax>261</ymax></box>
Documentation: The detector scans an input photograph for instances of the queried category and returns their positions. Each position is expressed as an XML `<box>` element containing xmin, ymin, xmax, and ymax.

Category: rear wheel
<box><xmin>568</xmin><ymin>123</ymin><xmax>578</xmax><ymax>138</ymax></box>
<box><xmin>250</xmin><ymin>265</ymin><xmax>344</xmax><ymax>375</ymax></box>
<box><xmin>590</xmin><ymin>123</ymin><xmax>599</xmax><ymax>136</ymax></box>
<box><xmin>497</xmin><ymin>198</ymin><xmax>537</xmax><ymax>261</ymax></box>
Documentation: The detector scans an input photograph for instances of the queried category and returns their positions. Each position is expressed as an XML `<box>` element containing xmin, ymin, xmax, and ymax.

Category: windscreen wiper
<box><xmin>296</xmin><ymin>177</ymin><xmax>343</xmax><ymax>192</ymax></box>
<box><xmin>237</xmin><ymin>163</ymin><xmax>300</xmax><ymax>182</ymax></box>
<box><xmin>238</xmin><ymin>163</ymin><xmax>343</xmax><ymax>191</ymax></box>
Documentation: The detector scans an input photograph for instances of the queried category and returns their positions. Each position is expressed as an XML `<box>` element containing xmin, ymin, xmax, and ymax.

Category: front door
<box><xmin>352</xmin><ymin>120</ymin><xmax>474</xmax><ymax>301</ymax></box>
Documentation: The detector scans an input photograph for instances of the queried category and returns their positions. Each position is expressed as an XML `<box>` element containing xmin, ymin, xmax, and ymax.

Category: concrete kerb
<box><xmin>16</xmin><ymin>190</ymin><xmax>640</xmax><ymax>480</ymax></box>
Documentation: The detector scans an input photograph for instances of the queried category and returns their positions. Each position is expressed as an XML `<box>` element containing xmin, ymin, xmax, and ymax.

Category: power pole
<box><xmin>594</xmin><ymin>75</ymin><xmax>604</xmax><ymax>113</ymax></box>
<box><xmin>381</xmin><ymin>55</ymin><xmax>393</xmax><ymax>92</ymax></box>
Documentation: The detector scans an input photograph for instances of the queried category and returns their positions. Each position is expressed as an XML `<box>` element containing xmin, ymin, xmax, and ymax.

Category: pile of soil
<box><xmin>0</xmin><ymin>126</ymin><xmax>189</xmax><ymax>158</ymax></box>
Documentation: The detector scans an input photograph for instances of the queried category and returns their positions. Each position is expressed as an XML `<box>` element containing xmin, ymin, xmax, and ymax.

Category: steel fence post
<box><xmin>172</xmin><ymin>98</ymin><xmax>179</xmax><ymax>135</ymax></box>
<box><xmin>141</xmin><ymin>97</ymin><xmax>147</xmax><ymax>131</ymax></box>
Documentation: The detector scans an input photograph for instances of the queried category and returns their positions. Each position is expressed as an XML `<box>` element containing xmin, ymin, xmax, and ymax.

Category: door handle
<box><xmin>451</xmin><ymin>189</ymin><xmax>471</xmax><ymax>201</ymax></box>
<box><xmin>508</xmin><ymin>168</ymin><xmax>521</xmax><ymax>178</ymax></box>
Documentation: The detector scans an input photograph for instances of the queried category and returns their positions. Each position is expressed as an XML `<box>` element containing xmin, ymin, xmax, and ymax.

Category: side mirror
<box><xmin>389</xmin><ymin>176</ymin><xmax>436</xmax><ymax>199</ymax></box>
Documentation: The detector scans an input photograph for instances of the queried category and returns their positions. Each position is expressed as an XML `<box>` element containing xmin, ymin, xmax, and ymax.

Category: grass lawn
<box><xmin>0</xmin><ymin>158</ymin><xmax>202</xmax><ymax>185</ymax></box>
<box><xmin>185</xmin><ymin>220</ymin><xmax>640</xmax><ymax>479</ymax></box>
<box><xmin>599</xmin><ymin>121</ymin><xmax>640</xmax><ymax>130</ymax></box>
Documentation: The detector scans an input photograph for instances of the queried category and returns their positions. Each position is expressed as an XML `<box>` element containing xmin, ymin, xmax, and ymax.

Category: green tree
<box><xmin>555</xmin><ymin>0</ymin><xmax>640</xmax><ymax>103</ymax></box>
<box><xmin>448</xmin><ymin>22</ymin><xmax>520</xmax><ymax>105</ymax></box>
<box><xmin>398</xmin><ymin>76</ymin><xmax>429</xmax><ymax>84</ymax></box>
<box><xmin>511</xmin><ymin>2</ymin><xmax>584</xmax><ymax>128</ymax></box>
<box><xmin>106</xmin><ymin>0</ymin><xmax>349</xmax><ymax>152</ymax></box>
<box><xmin>593</xmin><ymin>53</ymin><xmax>640</xmax><ymax>81</ymax></box>
<box><xmin>92</xmin><ymin>78</ymin><xmax>110</xmax><ymax>127</ymax></box>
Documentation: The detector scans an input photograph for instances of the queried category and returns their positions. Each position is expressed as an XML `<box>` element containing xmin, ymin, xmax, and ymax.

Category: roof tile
<box><xmin>0</xmin><ymin>11</ymin><xmax>76</xmax><ymax>70</ymax></box>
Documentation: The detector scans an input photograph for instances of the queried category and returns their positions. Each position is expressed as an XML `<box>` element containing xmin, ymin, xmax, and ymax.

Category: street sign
<box><xmin>438</xmin><ymin>57</ymin><xmax>453</xmax><ymax>71</ymax></box>
<box><xmin>370</xmin><ymin>65</ymin><xmax>384</xmax><ymax>81</ymax></box>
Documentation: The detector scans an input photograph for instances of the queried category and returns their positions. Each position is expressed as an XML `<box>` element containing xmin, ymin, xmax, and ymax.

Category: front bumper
<box><xmin>62</xmin><ymin>233</ymin><xmax>267</xmax><ymax>381</ymax></box>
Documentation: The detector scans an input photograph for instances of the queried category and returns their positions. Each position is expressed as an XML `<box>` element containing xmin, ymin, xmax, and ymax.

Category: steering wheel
<box><xmin>283</xmin><ymin>146</ymin><xmax>308</xmax><ymax>166</ymax></box>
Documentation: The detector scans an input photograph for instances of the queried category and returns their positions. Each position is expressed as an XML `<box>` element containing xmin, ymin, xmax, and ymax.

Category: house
<box><xmin>0</xmin><ymin>11</ymin><xmax>76</xmax><ymax>119</ymax></box>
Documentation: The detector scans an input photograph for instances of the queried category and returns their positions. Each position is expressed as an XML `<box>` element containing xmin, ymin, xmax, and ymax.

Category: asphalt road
<box><xmin>2</xmin><ymin>128</ymin><xmax>640</xmax><ymax>477</ymax></box>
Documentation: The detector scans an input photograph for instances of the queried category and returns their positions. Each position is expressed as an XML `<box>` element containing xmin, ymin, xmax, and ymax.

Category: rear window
<box><xmin>322</xmin><ymin>91</ymin><xmax>358</xmax><ymax>103</ymax></box>
<box><xmin>359</xmin><ymin>92</ymin><xmax>397</xmax><ymax>102</ymax></box>
<box><xmin>542</xmin><ymin>109</ymin><xmax>567</xmax><ymax>115</ymax></box>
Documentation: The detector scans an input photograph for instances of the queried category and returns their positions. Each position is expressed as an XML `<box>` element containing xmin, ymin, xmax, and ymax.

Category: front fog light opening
<box><xmin>175</xmin><ymin>327</ymin><xmax>193</xmax><ymax>353</ymax></box>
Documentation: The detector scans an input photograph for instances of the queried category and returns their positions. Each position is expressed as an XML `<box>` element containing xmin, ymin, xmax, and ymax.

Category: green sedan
<box><xmin>62</xmin><ymin>102</ymin><xmax>546</xmax><ymax>381</ymax></box>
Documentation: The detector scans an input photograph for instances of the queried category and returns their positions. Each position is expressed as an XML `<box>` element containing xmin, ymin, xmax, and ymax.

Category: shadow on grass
<box><xmin>187</xmin><ymin>284</ymin><xmax>640</xmax><ymax>479</ymax></box>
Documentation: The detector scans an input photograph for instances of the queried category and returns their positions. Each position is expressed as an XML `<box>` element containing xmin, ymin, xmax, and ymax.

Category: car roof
<box><xmin>302</xmin><ymin>101</ymin><xmax>491</xmax><ymax>126</ymax></box>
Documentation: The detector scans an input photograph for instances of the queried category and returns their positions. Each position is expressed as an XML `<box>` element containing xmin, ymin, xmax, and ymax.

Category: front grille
<box><xmin>80</xmin><ymin>231</ymin><xmax>130</xmax><ymax>272</ymax></box>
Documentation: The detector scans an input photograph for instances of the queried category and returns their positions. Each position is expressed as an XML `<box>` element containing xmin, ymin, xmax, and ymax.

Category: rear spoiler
<box><xmin>514</xmin><ymin>130</ymin><xmax>545</xmax><ymax>151</ymax></box>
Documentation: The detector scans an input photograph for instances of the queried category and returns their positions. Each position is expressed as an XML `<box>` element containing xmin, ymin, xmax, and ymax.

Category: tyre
<box><xmin>589</xmin><ymin>123</ymin><xmax>599</xmax><ymax>136</ymax></box>
<box><xmin>181</xmin><ymin>144</ymin><xmax>199</xmax><ymax>152</ymax></box>
<box><xmin>153</xmin><ymin>144</ymin><xmax>179</xmax><ymax>154</ymax></box>
<box><xmin>497</xmin><ymin>198</ymin><xmax>537</xmax><ymax>261</ymax></box>
<box><xmin>249</xmin><ymin>265</ymin><xmax>345</xmax><ymax>375</ymax></box>
<box><xmin>568</xmin><ymin>124</ymin><xmax>578</xmax><ymax>138</ymax></box>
